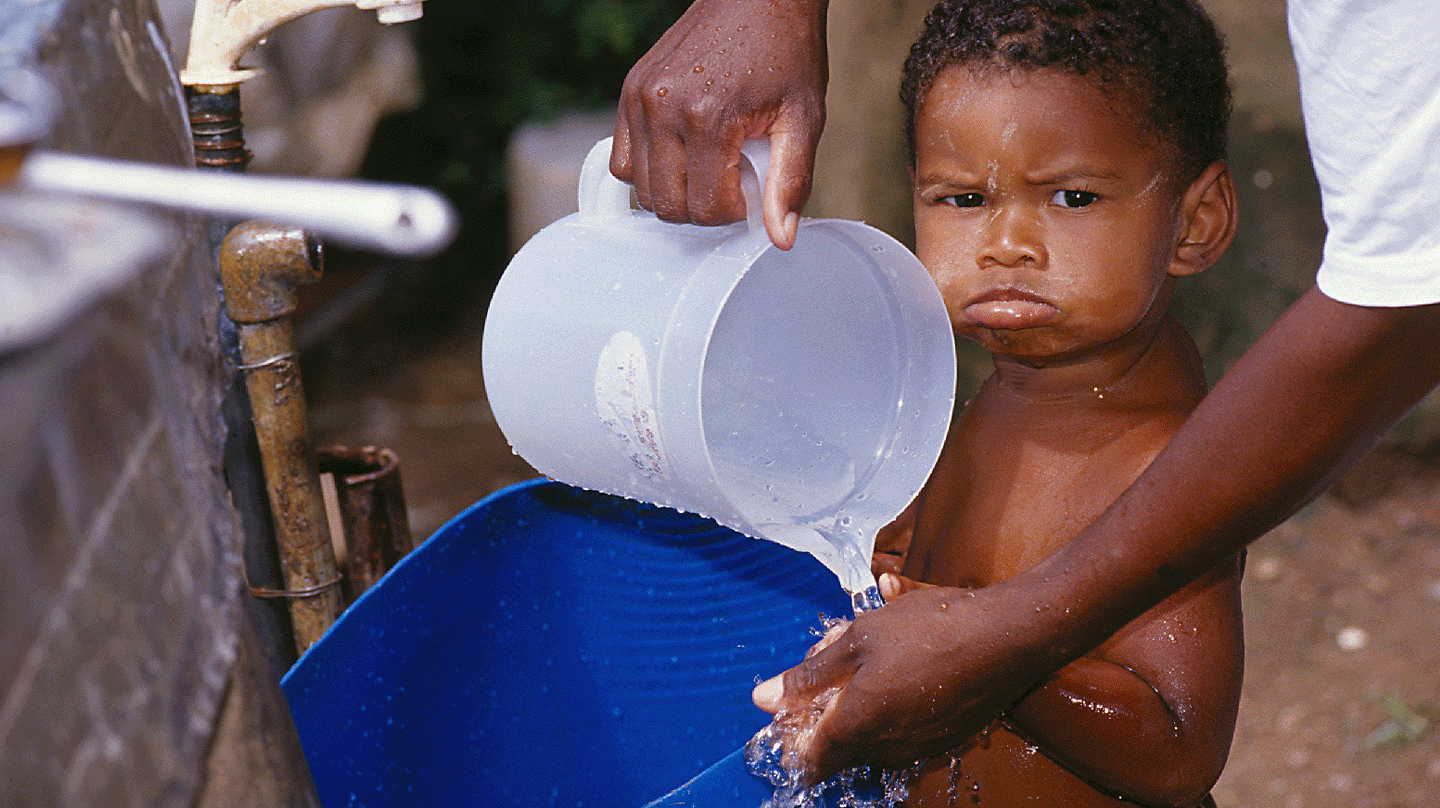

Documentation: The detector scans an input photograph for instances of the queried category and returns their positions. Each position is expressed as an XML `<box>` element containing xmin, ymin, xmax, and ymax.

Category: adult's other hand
<box><xmin>751</xmin><ymin>582</ymin><xmax>1064</xmax><ymax>781</ymax></box>
<box><xmin>611</xmin><ymin>0</ymin><xmax>829</xmax><ymax>250</ymax></box>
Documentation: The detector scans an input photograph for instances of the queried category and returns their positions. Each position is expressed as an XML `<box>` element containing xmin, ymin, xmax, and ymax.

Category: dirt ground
<box><xmin>302</xmin><ymin>298</ymin><xmax>1439</xmax><ymax>808</ymax></box>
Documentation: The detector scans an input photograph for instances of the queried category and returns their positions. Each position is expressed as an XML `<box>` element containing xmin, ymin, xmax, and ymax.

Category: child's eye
<box><xmin>1051</xmin><ymin>189</ymin><xmax>1098</xmax><ymax>208</ymax></box>
<box><xmin>942</xmin><ymin>192</ymin><xmax>985</xmax><ymax>208</ymax></box>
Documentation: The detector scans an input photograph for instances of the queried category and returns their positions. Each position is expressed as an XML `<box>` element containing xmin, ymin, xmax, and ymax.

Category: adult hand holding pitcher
<box><xmin>482</xmin><ymin>137</ymin><xmax>956</xmax><ymax>608</ymax></box>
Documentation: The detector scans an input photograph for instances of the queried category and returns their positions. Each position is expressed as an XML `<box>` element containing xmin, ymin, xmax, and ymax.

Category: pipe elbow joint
<box><xmin>219</xmin><ymin>220</ymin><xmax>324</xmax><ymax>324</ymax></box>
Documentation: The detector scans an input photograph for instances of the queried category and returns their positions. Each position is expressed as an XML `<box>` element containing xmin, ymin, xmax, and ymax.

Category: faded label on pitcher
<box><xmin>595</xmin><ymin>330</ymin><xmax>667</xmax><ymax>481</ymax></box>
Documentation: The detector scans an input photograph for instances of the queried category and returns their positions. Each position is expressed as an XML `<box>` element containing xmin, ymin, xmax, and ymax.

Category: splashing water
<box><xmin>744</xmin><ymin>603</ymin><xmax>918</xmax><ymax>808</ymax></box>
<box><xmin>745</xmin><ymin>724</ymin><xmax>915</xmax><ymax>808</ymax></box>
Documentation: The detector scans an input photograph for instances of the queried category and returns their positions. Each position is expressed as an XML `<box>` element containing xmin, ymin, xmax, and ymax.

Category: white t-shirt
<box><xmin>1290</xmin><ymin>0</ymin><xmax>1440</xmax><ymax>306</ymax></box>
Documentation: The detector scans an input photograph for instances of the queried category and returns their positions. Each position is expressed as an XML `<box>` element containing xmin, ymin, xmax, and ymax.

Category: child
<box><xmin>875</xmin><ymin>1</ymin><xmax>1244</xmax><ymax>805</ymax></box>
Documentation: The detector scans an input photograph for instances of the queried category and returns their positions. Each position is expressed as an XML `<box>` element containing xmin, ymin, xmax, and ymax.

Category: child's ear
<box><xmin>1169</xmin><ymin>160</ymin><xmax>1238</xmax><ymax>277</ymax></box>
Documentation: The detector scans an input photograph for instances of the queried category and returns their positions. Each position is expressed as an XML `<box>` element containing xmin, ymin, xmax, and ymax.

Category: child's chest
<box><xmin>903</xmin><ymin>409</ymin><xmax>1156</xmax><ymax>587</ymax></box>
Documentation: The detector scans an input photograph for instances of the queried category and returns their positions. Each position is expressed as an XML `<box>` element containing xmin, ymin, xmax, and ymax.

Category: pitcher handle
<box><xmin>578</xmin><ymin>137</ymin><xmax>768</xmax><ymax>235</ymax></box>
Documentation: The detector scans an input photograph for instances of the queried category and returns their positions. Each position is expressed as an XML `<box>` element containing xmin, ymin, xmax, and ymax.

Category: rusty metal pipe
<box><xmin>318</xmin><ymin>445</ymin><xmax>414</xmax><ymax>600</ymax></box>
<box><xmin>220</xmin><ymin>220</ymin><xmax>342</xmax><ymax>653</ymax></box>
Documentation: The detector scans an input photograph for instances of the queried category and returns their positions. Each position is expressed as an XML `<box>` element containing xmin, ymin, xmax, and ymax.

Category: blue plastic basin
<box><xmin>282</xmin><ymin>478</ymin><xmax>848</xmax><ymax>807</ymax></box>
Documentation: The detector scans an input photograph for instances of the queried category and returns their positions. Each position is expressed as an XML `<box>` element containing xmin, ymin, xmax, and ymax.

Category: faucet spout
<box><xmin>181</xmin><ymin>0</ymin><xmax>425</xmax><ymax>87</ymax></box>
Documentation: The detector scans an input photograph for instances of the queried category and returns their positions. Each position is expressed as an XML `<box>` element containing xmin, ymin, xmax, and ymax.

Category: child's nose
<box><xmin>977</xmin><ymin>205</ymin><xmax>1045</xmax><ymax>268</ymax></box>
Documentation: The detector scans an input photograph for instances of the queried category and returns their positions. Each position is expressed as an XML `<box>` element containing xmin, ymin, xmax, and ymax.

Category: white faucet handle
<box><xmin>357</xmin><ymin>0</ymin><xmax>424</xmax><ymax>24</ymax></box>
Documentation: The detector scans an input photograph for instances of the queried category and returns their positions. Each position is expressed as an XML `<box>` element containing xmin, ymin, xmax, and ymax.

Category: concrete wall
<box><xmin>0</xmin><ymin>0</ymin><xmax>317</xmax><ymax>804</ymax></box>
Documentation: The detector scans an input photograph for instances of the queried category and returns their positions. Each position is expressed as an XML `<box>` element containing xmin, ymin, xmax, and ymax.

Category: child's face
<box><xmin>912</xmin><ymin>66</ymin><xmax>1189</xmax><ymax>363</ymax></box>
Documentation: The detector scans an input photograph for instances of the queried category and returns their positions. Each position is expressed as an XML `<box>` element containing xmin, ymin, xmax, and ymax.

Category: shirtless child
<box><xmin>867</xmin><ymin>1</ymin><xmax>1245</xmax><ymax>805</ymax></box>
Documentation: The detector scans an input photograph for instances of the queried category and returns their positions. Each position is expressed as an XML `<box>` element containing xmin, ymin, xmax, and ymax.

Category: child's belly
<box><xmin>904</xmin><ymin>721</ymin><xmax>1177</xmax><ymax>807</ymax></box>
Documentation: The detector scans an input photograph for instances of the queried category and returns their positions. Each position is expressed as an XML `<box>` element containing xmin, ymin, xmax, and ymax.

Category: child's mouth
<box><xmin>964</xmin><ymin>289</ymin><xmax>1059</xmax><ymax>329</ymax></box>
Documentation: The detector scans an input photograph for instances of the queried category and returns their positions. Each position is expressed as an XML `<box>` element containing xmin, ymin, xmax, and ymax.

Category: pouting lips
<box><xmin>963</xmin><ymin>288</ymin><xmax>1059</xmax><ymax>329</ymax></box>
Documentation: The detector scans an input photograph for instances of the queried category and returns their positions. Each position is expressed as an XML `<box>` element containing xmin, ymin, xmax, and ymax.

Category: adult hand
<box><xmin>751</xmin><ymin>582</ymin><xmax>1063</xmax><ymax>782</ymax></box>
<box><xmin>611</xmin><ymin>0</ymin><xmax>829</xmax><ymax>250</ymax></box>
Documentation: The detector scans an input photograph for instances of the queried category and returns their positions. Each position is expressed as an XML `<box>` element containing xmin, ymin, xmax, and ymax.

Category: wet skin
<box><xmin>895</xmin><ymin>66</ymin><xmax>1244</xmax><ymax>807</ymax></box>
<box><xmin>913</xmin><ymin>67</ymin><xmax>1198</xmax><ymax>365</ymax></box>
<box><xmin>620</xmin><ymin>0</ymin><xmax>1440</xmax><ymax>788</ymax></box>
<box><xmin>610</xmin><ymin>0</ymin><xmax>828</xmax><ymax>249</ymax></box>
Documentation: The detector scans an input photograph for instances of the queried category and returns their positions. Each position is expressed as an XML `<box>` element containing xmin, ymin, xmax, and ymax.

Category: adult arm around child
<box><xmin>758</xmin><ymin>290</ymin><xmax>1440</xmax><ymax>778</ymax></box>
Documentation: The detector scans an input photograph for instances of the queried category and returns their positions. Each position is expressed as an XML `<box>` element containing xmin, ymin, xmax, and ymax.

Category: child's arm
<box><xmin>871</xmin><ymin>499</ymin><xmax>919</xmax><ymax>579</ymax></box>
<box><xmin>1005</xmin><ymin>559</ymin><xmax>1244</xmax><ymax>808</ymax></box>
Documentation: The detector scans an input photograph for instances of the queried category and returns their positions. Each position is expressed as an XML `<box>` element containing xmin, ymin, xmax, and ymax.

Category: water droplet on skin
<box><xmin>693</xmin><ymin>64</ymin><xmax>705</xmax><ymax>73</ymax></box>
<box><xmin>656</xmin><ymin>87</ymin><xmax>668</xmax><ymax>97</ymax></box>
<box><xmin>947</xmin><ymin>756</ymin><xmax>964</xmax><ymax>803</ymax></box>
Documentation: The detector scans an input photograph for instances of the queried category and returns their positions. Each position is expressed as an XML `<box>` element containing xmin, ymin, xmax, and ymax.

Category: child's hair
<box><xmin>901</xmin><ymin>0</ymin><xmax>1230</xmax><ymax>181</ymax></box>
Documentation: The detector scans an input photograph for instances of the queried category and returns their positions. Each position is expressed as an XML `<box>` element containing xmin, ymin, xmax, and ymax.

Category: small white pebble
<box><xmin>1252</xmin><ymin>168</ymin><xmax>1275</xmax><ymax>189</ymax></box>
<box><xmin>1336</xmin><ymin>626</ymin><xmax>1369</xmax><ymax>651</ymax></box>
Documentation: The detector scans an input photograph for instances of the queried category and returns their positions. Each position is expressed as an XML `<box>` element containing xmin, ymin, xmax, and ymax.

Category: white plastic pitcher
<box><xmin>482</xmin><ymin>137</ymin><xmax>956</xmax><ymax>603</ymax></box>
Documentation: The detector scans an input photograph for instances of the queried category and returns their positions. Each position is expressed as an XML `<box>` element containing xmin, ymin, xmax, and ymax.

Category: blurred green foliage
<box><xmin>360</xmin><ymin>0</ymin><xmax>688</xmax><ymax>333</ymax></box>
<box><xmin>365</xmin><ymin>0</ymin><xmax>686</xmax><ymax>206</ymax></box>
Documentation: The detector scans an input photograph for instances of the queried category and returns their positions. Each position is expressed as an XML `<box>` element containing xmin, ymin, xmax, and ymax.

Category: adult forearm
<box><xmin>764</xmin><ymin>287</ymin><xmax>1440</xmax><ymax>779</ymax></box>
<box><xmin>1023</xmin><ymin>286</ymin><xmax>1440</xmax><ymax>661</ymax></box>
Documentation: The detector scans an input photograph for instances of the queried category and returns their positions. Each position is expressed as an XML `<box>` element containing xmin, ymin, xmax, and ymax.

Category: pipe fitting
<box><xmin>219</xmin><ymin>220</ymin><xmax>323</xmax><ymax>324</ymax></box>
<box><xmin>220</xmin><ymin>219</ymin><xmax>342</xmax><ymax>652</ymax></box>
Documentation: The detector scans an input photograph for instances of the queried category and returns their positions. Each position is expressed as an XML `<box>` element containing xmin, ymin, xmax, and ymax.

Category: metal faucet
<box><xmin>181</xmin><ymin>0</ymin><xmax>426</xmax><ymax>87</ymax></box>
